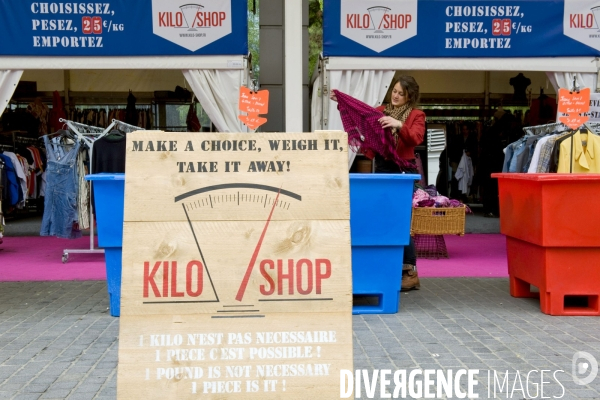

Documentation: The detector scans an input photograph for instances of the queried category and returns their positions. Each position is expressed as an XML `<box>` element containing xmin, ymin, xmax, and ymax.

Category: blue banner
<box><xmin>324</xmin><ymin>0</ymin><xmax>600</xmax><ymax>57</ymax></box>
<box><xmin>0</xmin><ymin>0</ymin><xmax>248</xmax><ymax>56</ymax></box>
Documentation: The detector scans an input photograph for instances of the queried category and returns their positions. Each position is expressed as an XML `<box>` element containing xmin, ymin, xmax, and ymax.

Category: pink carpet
<box><xmin>0</xmin><ymin>236</ymin><xmax>106</xmax><ymax>281</ymax></box>
<box><xmin>418</xmin><ymin>234</ymin><xmax>509</xmax><ymax>278</ymax></box>
<box><xmin>0</xmin><ymin>234</ymin><xmax>507</xmax><ymax>282</ymax></box>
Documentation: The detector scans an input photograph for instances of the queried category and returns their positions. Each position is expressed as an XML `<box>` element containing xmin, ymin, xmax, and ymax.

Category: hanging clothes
<box><xmin>1</xmin><ymin>151</ymin><xmax>27</xmax><ymax>208</ymax></box>
<box><xmin>0</xmin><ymin>154</ymin><xmax>20</xmax><ymax>207</ymax></box>
<box><xmin>92</xmin><ymin>134</ymin><xmax>127</xmax><ymax>174</ymax></box>
<box><xmin>529</xmin><ymin>91</ymin><xmax>557</xmax><ymax>126</ymax></box>
<box><xmin>40</xmin><ymin>136</ymin><xmax>82</xmax><ymax>239</ymax></box>
<box><xmin>77</xmin><ymin>149</ymin><xmax>90</xmax><ymax>230</ymax></box>
<box><xmin>50</xmin><ymin>91</ymin><xmax>67</xmax><ymax>132</ymax></box>
<box><xmin>556</xmin><ymin>130</ymin><xmax>600</xmax><ymax>173</ymax></box>
<box><xmin>455</xmin><ymin>150</ymin><xmax>474</xmax><ymax>194</ymax></box>
<box><xmin>186</xmin><ymin>102</ymin><xmax>201</xmax><ymax>132</ymax></box>
<box><xmin>535</xmin><ymin>131</ymin><xmax>570</xmax><ymax>172</ymax></box>
<box><xmin>527</xmin><ymin>135</ymin><xmax>553</xmax><ymax>173</ymax></box>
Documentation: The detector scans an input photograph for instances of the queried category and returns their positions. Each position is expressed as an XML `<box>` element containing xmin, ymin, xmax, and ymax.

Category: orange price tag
<box><xmin>238</xmin><ymin>86</ymin><xmax>269</xmax><ymax>130</ymax></box>
<box><xmin>238</xmin><ymin>114</ymin><xmax>268</xmax><ymax>130</ymax></box>
<box><xmin>558</xmin><ymin>87</ymin><xmax>590</xmax><ymax>114</ymax></box>
<box><xmin>559</xmin><ymin>115</ymin><xmax>590</xmax><ymax>130</ymax></box>
<box><xmin>238</xmin><ymin>86</ymin><xmax>269</xmax><ymax>114</ymax></box>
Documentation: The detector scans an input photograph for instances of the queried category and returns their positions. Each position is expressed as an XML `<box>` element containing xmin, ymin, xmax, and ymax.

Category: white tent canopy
<box><xmin>312</xmin><ymin>55</ymin><xmax>600</xmax><ymax>167</ymax></box>
<box><xmin>315</xmin><ymin>56</ymin><xmax>600</xmax><ymax>130</ymax></box>
<box><xmin>0</xmin><ymin>55</ymin><xmax>250</xmax><ymax>132</ymax></box>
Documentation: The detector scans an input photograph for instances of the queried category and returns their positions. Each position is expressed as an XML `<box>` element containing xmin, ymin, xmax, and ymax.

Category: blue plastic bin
<box><xmin>84</xmin><ymin>172</ymin><xmax>417</xmax><ymax>317</ymax></box>
<box><xmin>85</xmin><ymin>173</ymin><xmax>125</xmax><ymax>317</ymax></box>
<box><xmin>349</xmin><ymin>173</ymin><xmax>419</xmax><ymax>314</ymax></box>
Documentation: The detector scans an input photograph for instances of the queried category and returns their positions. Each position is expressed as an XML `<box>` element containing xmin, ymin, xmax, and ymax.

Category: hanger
<box><xmin>522</xmin><ymin>121</ymin><xmax>568</xmax><ymax>137</ymax></box>
<box><xmin>105</xmin><ymin>128</ymin><xmax>125</xmax><ymax>140</ymax></box>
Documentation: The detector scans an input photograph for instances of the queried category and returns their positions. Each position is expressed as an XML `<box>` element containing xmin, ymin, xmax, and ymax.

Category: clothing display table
<box><xmin>494</xmin><ymin>173</ymin><xmax>600</xmax><ymax>316</ymax></box>
<box><xmin>85</xmin><ymin>173</ymin><xmax>125</xmax><ymax>317</ymax></box>
<box><xmin>349</xmin><ymin>173</ymin><xmax>419</xmax><ymax>314</ymax></box>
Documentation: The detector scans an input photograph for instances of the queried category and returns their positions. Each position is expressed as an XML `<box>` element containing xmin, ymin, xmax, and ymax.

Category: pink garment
<box><xmin>334</xmin><ymin>90</ymin><xmax>411</xmax><ymax>169</ymax></box>
<box><xmin>412</xmin><ymin>190</ymin><xmax>472</xmax><ymax>213</ymax></box>
<box><xmin>412</xmin><ymin>189</ymin><xmax>430</xmax><ymax>207</ymax></box>
<box><xmin>432</xmin><ymin>196</ymin><xmax>451</xmax><ymax>207</ymax></box>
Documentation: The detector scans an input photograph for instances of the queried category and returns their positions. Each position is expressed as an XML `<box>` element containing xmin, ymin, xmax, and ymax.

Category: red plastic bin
<box><xmin>507</xmin><ymin>237</ymin><xmax>600</xmax><ymax>316</ymax></box>
<box><xmin>494</xmin><ymin>173</ymin><xmax>600</xmax><ymax>316</ymax></box>
<box><xmin>493</xmin><ymin>173</ymin><xmax>600</xmax><ymax>247</ymax></box>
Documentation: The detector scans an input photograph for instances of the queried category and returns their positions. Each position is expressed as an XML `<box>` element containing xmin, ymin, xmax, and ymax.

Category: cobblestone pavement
<box><xmin>0</xmin><ymin>279</ymin><xmax>599</xmax><ymax>399</ymax></box>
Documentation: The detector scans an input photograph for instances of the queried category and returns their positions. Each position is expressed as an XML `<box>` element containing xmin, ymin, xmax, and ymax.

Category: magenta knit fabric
<box><xmin>333</xmin><ymin>90</ymin><xmax>411</xmax><ymax>169</ymax></box>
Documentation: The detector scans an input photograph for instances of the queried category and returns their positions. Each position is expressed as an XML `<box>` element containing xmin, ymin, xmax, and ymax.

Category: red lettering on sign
<box><xmin>186</xmin><ymin>261</ymin><xmax>204</xmax><ymax>297</ymax></box>
<box><xmin>144</xmin><ymin>261</ymin><xmax>162</xmax><ymax>297</ymax></box>
<box><xmin>195</xmin><ymin>11</ymin><xmax>226</xmax><ymax>27</ymax></box>
<box><xmin>569</xmin><ymin>13</ymin><xmax>596</xmax><ymax>28</ymax></box>
<box><xmin>259</xmin><ymin>260</ymin><xmax>276</xmax><ymax>295</ymax></box>
<box><xmin>382</xmin><ymin>14</ymin><xmax>412</xmax><ymax>29</ymax></box>
<box><xmin>158</xmin><ymin>12</ymin><xmax>184</xmax><ymax>27</ymax></box>
<box><xmin>257</xmin><ymin>258</ymin><xmax>332</xmax><ymax>296</ymax></box>
<box><xmin>346</xmin><ymin>14</ymin><xmax>371</xmax><ymax>29</ymax></box>
<box><xmin>171</xmin><ymin>261</ymin><xmax>184</xmax><ymax>297</ymax></box>
<box><xmin>296</xmin><ymin>259</ymin><xmax>313</xmax><ymax>295</ymax></box>
<box><xmin>143</xmin><ymin>260</ymin><xmax>204</xmax><ymax>298</ymax></box>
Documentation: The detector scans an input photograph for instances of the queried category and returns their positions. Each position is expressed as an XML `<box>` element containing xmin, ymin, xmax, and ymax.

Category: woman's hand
<box><xmin>378</xmin><ymin>116</ymin><xmax>402</xmax><ymax>130</ymax></box>
<box><xmin>329</xmin><ymin>90</ymin><xmax>338</xmax><ymax>102</ymax></box>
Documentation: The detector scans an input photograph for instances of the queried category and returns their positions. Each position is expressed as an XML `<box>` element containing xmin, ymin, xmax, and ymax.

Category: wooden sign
<box><xmin>117</xmin><ymin>131</ymin><xmax>352</xmax><ymax>399</ymax></box>
<box><xmin>238</xmin><ymin>87</ymin><xmax>269</xmax><ymax>130</ymax></box>
<box><xmin>558</xmin><ymin>87</ymin><xmax>590</xmax><ymax>130</ymax></box>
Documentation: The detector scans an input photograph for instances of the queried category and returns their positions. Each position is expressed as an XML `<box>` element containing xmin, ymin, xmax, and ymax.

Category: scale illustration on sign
<box><xmin>156</xmin><ymin>182</ymin><xmax>336</xmax><ymax>320</ymax></box>
<box><xmin>180</xmin><ymin>4</ymin><xmax>203</xmax><ymax>31</ymax></box>
<box><xmin>367</xmin><ymin>6</ymin><xmax>391</xmax><ymax>33</ymax></box>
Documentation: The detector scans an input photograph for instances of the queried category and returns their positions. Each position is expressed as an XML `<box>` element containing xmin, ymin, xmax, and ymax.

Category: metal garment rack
<box><xmin>63</xmin><ymin>118</ymin><xmax>145</xmax><ymax>263</ymax></box>
<box><xmin>59</xmin><ymin>118</ymin><xmax>105</xmax><ymax>262</ymax></box>
<box><xmin>61</xmin><ymin>118</ymin><xmax>144</xmax><ymax>262</ymax></box>
<box><xmin>105</xmin><ymin>118</ymin><xmax>145</xmax><ymax>134</ymax></box>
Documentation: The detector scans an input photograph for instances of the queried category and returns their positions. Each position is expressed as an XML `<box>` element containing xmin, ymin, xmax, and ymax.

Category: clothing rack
<box><xmin>105</xmin><ymin>118</ymin><xmax>145</xmax><ymax>134</ymax></box>
<box><xmin>58</xmin><ymin>118</ymin><xmax>105</xmax><ymax>263</ymax></box>
<box><xmin>522</xmin><ymin>121</ymin><xmax>568</xmax><ymax>136</ymax></box>
<box><xmin>62</xmin><ymin>118</ymin><xmax>144</xmax><ymax>262</ymax></box>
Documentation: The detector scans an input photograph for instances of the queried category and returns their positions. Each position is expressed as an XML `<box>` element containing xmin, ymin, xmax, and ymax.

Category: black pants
<box><xmin>374</xmin><ymin>156</ymin><xmax>418</xmax><ymax>266</ymax></box>
<box><xmin>481</xmin><ymin>172</ymin><xmax>499</xmax><ymax>216</ymax></box>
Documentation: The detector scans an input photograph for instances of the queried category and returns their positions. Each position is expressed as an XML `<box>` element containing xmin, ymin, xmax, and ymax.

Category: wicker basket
<box><xmin>410</xmin><ymin>205</ymin><xmax>466</xmax><ymax>236</ymax></box>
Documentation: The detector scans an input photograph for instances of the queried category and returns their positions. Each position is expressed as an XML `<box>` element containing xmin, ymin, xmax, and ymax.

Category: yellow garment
<box><xmin>557</xmin><ymin>130</ymin><xmax>600</xmax><ymax>173</ymax></box>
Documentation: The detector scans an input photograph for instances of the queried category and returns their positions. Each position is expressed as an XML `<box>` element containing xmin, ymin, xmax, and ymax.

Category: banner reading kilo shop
<box><xmin>0</xmin><ymin>0</ymin><xmax>247</xmax><ymax>55</ymax></box>
<box><xmin>324</xmin><ymin>0</ymin><xmax>600</xmax><ymax>57</ymax></box>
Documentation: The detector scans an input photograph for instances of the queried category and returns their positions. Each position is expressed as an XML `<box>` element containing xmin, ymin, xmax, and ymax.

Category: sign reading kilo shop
<box><xmin>324</xmin><ymin>0</ymin><xmax>600</xmax><ymax>57</ymax></box>
<box><xmin>0</xmin><ymin>0</ymin><xmax>247</xmax><ymax>55</ymax></box>
<box><xmin>117</xmin><ymin>131</ymin><xmax>353</xmax><ymax>398</ymax></box>
<box><xmin>563</xmin><ymin>0</ymin><xmax>600</xmax><ymax>52</ymax></box>
<box><xmin>340</xmin><ymin>0</ymin><xmax>417</xmax><ymax>53</ymax></box>
<box><xmin>151</xmin><ymin>0</ymin><xmax>231</xmax><ymax>52</ymax></box>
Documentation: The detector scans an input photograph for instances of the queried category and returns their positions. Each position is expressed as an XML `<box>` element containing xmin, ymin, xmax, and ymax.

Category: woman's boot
<box><xmin>401</xmin><ymin>264</ymin><xmax>420</xmax><ymax>291</ymax></box>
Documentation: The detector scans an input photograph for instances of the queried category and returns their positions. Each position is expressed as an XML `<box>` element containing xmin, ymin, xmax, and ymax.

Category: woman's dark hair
<box><xmin>392</xmin><ymin>75</ymin><xmax>420</xmax><ymax>108</ymax></box>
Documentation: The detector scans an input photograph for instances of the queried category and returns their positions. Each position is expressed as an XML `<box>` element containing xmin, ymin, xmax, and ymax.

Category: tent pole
<box><xmin>484</xmin><ymin>71</ymin><xmax>490</xmax><ymax>122</ymax></box>
<box><xmin>63</xmin><ymin>70</ymin><xmax>71</xmax><ymax>111</ymax></box>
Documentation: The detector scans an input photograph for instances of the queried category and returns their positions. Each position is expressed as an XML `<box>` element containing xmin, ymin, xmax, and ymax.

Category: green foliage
<box><xmin>308</xmin><ymin>0</ymin><xmax>323</xmax><ymax>81</ymax></box>
<box><xmin>248</xmin><ymin>0</ymin><xmax>260</xmax><ymax>82</ymax></box>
